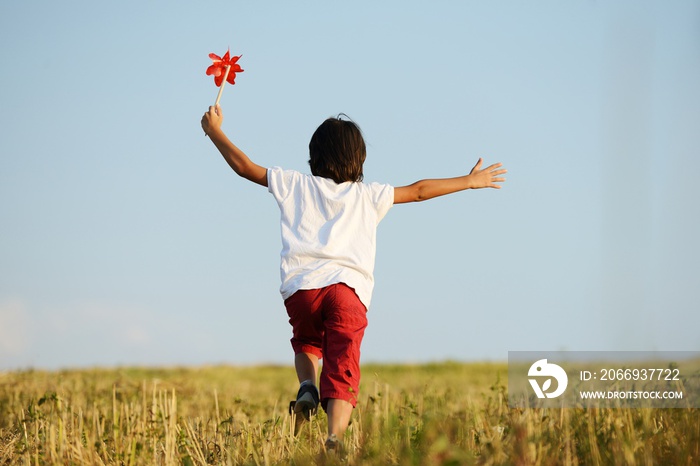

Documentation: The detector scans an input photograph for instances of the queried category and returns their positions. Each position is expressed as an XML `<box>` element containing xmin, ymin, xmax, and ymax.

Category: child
<box><xmin>201</xmin><ymin>105</ymin><xmax>506</xmax><ymax>452</ymax></box>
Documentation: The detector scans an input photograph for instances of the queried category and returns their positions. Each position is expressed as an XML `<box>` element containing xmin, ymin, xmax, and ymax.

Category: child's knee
<box><xmin>291</xmin><ymin>342</ymin><xmax>323</xmax><ymax>360</ymax></box>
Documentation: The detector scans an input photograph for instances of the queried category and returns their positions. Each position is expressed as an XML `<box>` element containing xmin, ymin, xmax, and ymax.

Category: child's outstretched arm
<box><xmin>201</xmin><ymin>105</ymin><xmax>268</xmax><ymax>187</ymax></box>
<box><xmin>394</xmin><ymin>158</ymin><xmax>506</xmax><ymax>204</ymax></box>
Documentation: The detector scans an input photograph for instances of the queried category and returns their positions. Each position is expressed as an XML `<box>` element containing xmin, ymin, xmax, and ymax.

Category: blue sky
<box><xmin>1</xmin><ymin>1</ymin><xmax>698</xmax><ymax>370</ymax></box>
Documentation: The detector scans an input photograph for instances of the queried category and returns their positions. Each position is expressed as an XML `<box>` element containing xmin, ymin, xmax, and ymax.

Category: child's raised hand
<box><xmin>201</xmin><ymin>105</ymin><xmax>223</xmax><ymax>136</ymax></box>
<box><xmin>468</xmin><ymin>158</ymin><xmax>507</xmax><ymax>189</ymax></box>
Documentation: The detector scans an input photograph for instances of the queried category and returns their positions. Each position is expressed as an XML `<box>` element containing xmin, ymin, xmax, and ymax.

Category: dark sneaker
<box><xmin>292</xmin><ymin>383</ymin><xmax>319</xmax><ymax>419</ymax></box>
<box><xmin>325</xmin><ymin>434</ymin><xmax>345</xmax><ymax>457</ymax></box>
<box><xmin>289</xmin><ymin>383</ymin><xmax>319</xmax><ymax>435</ymax></box>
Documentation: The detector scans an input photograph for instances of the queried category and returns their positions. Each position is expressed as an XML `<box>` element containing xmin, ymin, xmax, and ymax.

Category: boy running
<box><xmin>201</xmin><ymin>105</ymin><xmax>506</xmax><ymax>451</ymax></box>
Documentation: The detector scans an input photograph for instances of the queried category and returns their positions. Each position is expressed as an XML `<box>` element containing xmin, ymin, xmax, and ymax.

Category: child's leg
<box><xmin>285</xmin><ymin>289</ymin><xmax>325</xmax><ymax>424</ymax></box>
<box><xmin>295</xmin><ymin>352</ymin><xmax>319</xmax><ymax>383</ymax></box>
<box><xmin>286</xmin><ymin>289</ymin><xmax>325</xmax><ymax>384</ymax></box>
<box><xmin>319</xmin><ymin>283</ymin><xmax>368</xmax><ymax>441</ymax></box>
<box><xmin>326</xmin><ymin>399</ymin><xmax>354</xmax><ymax>439</ymax></box>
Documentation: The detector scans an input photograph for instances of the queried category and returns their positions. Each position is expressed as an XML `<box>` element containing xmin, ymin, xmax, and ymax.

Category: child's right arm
<box><xmin>201</xmin><ymin>105</ymin><xmax>268</xmax><ymax>187</ymax></box>
<box><xmin>393</xmin><ymin>158</ymin><xmax>506</xmax><ymax>204</ymax></box>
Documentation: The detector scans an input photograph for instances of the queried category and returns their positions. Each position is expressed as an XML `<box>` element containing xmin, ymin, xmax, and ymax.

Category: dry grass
<box><xmin>1</xmin><ymin>362</ymin><xmax>698</xmax><ymax>465</ymax></box>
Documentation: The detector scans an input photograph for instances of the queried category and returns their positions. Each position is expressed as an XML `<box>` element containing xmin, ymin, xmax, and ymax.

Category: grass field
<box><xmin>1</xmin><ymin>362</ymin><xmax>698</xmax><ymax>465</ymax></box>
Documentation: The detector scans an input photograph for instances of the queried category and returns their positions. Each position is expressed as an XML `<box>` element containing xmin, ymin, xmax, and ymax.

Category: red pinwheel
<box><xmin>207</xmin><ymin>49</ymin><xmax>244</xmax><ymax>86</ymax></box>
<box><xmin>206</xmin><ymin>49</ymin><xmax>244</xmax><ymax>105</ymax></box>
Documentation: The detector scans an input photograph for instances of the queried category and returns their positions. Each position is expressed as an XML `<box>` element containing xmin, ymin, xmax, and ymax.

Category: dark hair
<box><xmin>308</xmin><ymin>115</ymin><xmax>366</xmax><ymax>183</ymax></box>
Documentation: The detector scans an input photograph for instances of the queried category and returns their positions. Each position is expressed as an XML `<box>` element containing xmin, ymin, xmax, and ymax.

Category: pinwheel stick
<box><xmin>214</xmin><ymin>65</ymin><xmax>231</xmax><ymax>106</ymax></box>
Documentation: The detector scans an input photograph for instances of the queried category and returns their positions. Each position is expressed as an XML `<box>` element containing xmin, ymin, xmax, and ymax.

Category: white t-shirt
<box><xmin>267</xmin><ymin>167</ymin><xmax>394</xmax><ymax>309</ymax></box>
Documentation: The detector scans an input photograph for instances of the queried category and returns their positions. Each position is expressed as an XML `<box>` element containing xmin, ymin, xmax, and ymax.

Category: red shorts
<box><xmin>284</xmin><ymin>283</ymin><xmax>368</xmax><ymax>410</ymax></box>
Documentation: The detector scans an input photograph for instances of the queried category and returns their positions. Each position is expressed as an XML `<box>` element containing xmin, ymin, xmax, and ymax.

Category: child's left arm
<box><xmin>201</xmin><ymin>105</ymin><xmax>268</xmax><ymax>187</ymax></box>
<box><xmin>394</xmin><ymin>158</ymin><xmax>506</xmax><ymax>204</ymax></box>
